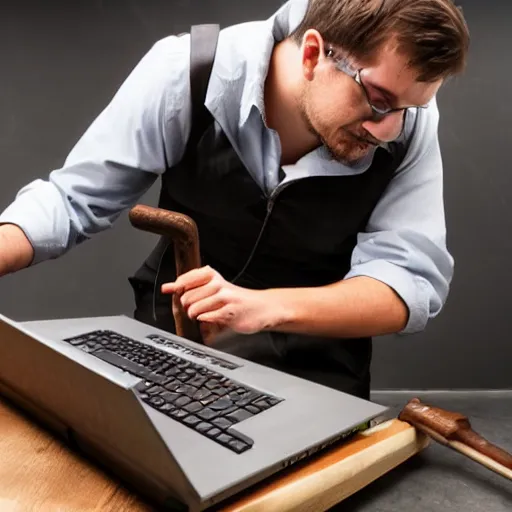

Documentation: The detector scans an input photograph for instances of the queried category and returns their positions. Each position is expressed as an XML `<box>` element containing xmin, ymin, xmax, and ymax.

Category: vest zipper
<box><xmin>230</xmin><ymin>181</ymin><xmax>291</xmax><ymax>284</ymax></box>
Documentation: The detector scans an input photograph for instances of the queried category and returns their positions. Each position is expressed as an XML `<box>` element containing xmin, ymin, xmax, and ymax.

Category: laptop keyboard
<box><xmin>63</xmin><ymin>330</ymin><xmax>283</xmax><ymax>454</ymax></box>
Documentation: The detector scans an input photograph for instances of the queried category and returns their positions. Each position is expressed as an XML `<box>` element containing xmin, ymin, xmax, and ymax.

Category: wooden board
<box><xmin>217</xmin><ymin>419</ymin><xmax>430</xmax><ymax>511</ymax></box>
<box><xmin>0</xmin><ymin>397</ymin><xmax>429</xmax><ymax>511</ymax></box>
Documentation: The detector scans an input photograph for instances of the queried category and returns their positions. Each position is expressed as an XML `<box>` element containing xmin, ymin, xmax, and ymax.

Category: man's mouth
<box><xmin>344</xmin><ymin>129</ymin><xmax>380</xmax><ymax>147</ymax></box>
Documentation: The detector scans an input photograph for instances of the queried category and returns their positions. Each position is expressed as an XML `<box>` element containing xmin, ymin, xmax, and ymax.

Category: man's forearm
<box><xmin>266</xmin><ymin>276</ymin><xmax>409</xmax><ymax>338</ymax></box>
<box><xmin>0</xmin><ymin>224</ymin><xmax>35</xmax><ymax>276</ymax></box>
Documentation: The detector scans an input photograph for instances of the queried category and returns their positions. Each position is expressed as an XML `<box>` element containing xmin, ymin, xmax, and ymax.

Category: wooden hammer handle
<box><xmin>129</xmin><ymin>204</ymin><xmax>202</xmax><ymax>342</ymax></box>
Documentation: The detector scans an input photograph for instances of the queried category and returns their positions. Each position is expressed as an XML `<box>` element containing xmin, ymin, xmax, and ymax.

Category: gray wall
<box><xmin>1</xmin><ymin>0</ymin><xmax>509</xmax><ymax>389</ymax></box>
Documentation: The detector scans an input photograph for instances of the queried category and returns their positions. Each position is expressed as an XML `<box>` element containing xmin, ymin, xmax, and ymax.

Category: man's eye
<box><xmin>368</xmin><ymin>94</ymin><xmax>391</xmax><ymax>112</ymax></box>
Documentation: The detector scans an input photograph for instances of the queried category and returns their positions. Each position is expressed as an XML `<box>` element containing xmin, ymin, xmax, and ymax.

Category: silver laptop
<box><xmin>0</xmin><ymin>313</ymin><xmax>387</xmax><ymax>511</ymax></box>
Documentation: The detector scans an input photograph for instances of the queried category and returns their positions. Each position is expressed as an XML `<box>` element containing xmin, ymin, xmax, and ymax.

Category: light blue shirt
<box><xmin>0</xmin><ymin>0</ymin><xmax>453</xmax><ymax>334</ymax></box>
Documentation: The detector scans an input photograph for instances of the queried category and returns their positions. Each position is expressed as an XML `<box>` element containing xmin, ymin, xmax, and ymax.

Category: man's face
<box><xmin>299</xmin><ymin>34</ymin><xmax>443</xmax><ymax>165</ymax></box>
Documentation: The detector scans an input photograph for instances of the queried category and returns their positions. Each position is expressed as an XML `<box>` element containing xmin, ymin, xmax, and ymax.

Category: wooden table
<box><xmin>0</xmin><ymin>396</ymin><xmax>429</xmax><ymax>512</ymax></box>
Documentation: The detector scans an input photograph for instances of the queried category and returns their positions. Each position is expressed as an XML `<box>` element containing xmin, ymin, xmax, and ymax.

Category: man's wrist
<box><xmin>260</xmin><ymin>287</ymin><xmax>301</xmax><ymax>332</ymax></box>
<box><xmin>0</xmin><ymin>223</ymin><xmax>35</xmax><ymax>275</ymax></box>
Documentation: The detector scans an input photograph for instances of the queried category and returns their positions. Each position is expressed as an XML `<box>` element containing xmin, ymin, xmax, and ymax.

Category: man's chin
<box><xmin>326</xmin><ymin>144</ymin><xmax>373</xmax><ymax>166</ymax></box>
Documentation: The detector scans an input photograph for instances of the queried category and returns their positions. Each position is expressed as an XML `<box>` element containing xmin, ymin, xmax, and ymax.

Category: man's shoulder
<box><xmin>148</xmin><ymin>19</ymin><xmax>269</xmax><ymax>81</ymax></box>
<box><xmin>146</xmin><ymin>20</ymin><xmax>270</xmax><ymax>110</ymax></box>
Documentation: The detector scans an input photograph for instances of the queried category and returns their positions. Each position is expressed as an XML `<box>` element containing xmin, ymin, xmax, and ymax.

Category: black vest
<box><xmin>129</xmin><ymin>25</ymin><xmax>407</xmax><ymax>399</ymax></box>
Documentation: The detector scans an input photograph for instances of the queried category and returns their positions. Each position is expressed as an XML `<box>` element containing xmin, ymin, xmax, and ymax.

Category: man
<box><xmin>0</xmin><ymin>0</ymin><xmax>469</xmax><ymax>398</ymax></box>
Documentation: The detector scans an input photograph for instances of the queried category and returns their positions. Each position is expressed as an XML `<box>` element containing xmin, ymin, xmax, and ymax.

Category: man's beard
<box><xmin>299</xmin><ymin>100</ymin><xmax>378</xmax><ymax>166</ymax></box>
<box><xmin>316</xmin><ymin>127</ymin><xmax>375</xmax><ymax>166</ymax></box>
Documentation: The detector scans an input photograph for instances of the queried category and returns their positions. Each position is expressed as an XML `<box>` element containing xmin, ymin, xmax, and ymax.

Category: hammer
<box><xmin>399</xmin><ymin>397</ymin><xmax>512</xmax><ymax>480</ymax></box>
<box><xmin>128</xmin><ymin>203</ymin><xmax>512</xmax><ymax>480</ymax></box>
<box><xmin>128</xmin><ymin>203</ymin><xmax>203</xmax><ymax>343</ymax></box>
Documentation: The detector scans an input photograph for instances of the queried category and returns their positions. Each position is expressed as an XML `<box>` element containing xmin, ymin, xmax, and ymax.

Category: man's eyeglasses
<box><xmin>325</xmin><ymin>47</ymin><xmax>428</xmax><ymax>122</ymax></box>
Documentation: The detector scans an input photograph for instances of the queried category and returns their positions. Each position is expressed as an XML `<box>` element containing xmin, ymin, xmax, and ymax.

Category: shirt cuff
<box><xmin>344</xmin><ymin>260</ymin><xmax>430</xmax><ymax>334</ymax></box>
<box><xmin>0</xmin><ymin>185</ymin><xmax>69</xmax><ymax>265</ymax></box>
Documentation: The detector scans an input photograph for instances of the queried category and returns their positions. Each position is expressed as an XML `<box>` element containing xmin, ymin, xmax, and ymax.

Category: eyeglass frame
<box><xmin>324</xmin><ymin>46</ymin><xmax>429</xmax><ymax>122</ymax></box>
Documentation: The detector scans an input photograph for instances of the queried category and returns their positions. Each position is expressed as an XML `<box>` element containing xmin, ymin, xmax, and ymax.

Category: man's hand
<box><xmin>161</xmin><ymin>266</ymin><xmax>287</xmax><ymax>340</ymax></box>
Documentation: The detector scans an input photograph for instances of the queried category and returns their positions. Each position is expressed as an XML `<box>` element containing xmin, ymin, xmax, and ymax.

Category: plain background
<box><xmin>0</xmin><ymin>0</ymin><xmax>510</xmax><ymax>389</ymax></box>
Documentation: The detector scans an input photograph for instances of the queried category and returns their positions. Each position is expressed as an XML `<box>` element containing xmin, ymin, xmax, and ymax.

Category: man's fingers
<box><xmin>197</xmin><ymin>305</ymin><xmax>235</xmax><ymax>325</ymax></box>
<box><xmin>161</xmin><ymin>282</ymin><xmax>181</xmax><ymax>295</ymax></box>
<box><xmin>180</xmin><ymin>282</ymin><xmax>221</xmax><ymax>310</ymax></box>
<box><xmin>187</xmin><ymin>295</ymin><xmax>226</xmax><ymax>320</ymax></box>
<box><xmin>161</xmin><ymin>265</ymin><xmax>216</xmax><ymax>294</ymax></box>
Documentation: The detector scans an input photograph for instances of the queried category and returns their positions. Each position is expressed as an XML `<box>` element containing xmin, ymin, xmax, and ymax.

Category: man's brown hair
<box><xmin>290</xmin><ymin>0</ymin><xmax>470</xmax><ymax>82</ymax></box>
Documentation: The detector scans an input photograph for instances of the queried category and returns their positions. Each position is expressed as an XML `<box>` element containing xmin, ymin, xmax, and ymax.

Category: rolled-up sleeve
<box><xmin>0</xmin><ymin>35</ymin><xmax>192</xmax><ymax>265</ymax></box>
<box><xmin>344</xmin><ymin>99</ymin><xmax>454</xmax><ymax>334</ymax></box>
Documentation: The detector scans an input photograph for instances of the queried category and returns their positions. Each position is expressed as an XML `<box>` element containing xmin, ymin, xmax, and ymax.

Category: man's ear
<box><xmin>301</xmin><ymin>29</ymin><xmax>324</xmax><ymax>80</ymax></box>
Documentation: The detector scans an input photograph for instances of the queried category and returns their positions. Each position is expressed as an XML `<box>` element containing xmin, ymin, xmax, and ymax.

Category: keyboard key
<box><xmin>211</xmin><ymin>387</ymin><xmax>229</xmax><ymax>396</ymax></box>
<box><xmin>199</xmin><ymin>394</ymin><xmax>217</xmax><ymax>406</ymax></box>
<box><xmin>205</xmin><ymin>379</ymin><xmax>220</xmax><ymax>390</ymax></box>
<box><xmin>184</xmin><ymin>401</ymin><xmax>203</xmax><ymax>414</ymax></box>
<box><xmin>253</xmin><ymin>398</ymin><xmax>274</xmax><ymax>410</ymax></box>
<box><xmin>193</xmin><ymin>388</ymin><xmax>211</xmax><ymax>401</ymax></box>
<box><xmin>209</xmin><ymin>397</ymin><xmax>234</xmax><ymax>411</ymax></box>
<box><xmin>196</xmin><ymin>422</ymin><xmax>213</xmax><ymax>433</ymax></box>
<box><xmin>175</xmin><ymin>396</ymin><xmax>191</xmax><ymax>408</ymax></box>
<box><xmin>160</xmin><ymin>391</ymin><xmax>180</xmax><ymax>403</ymax></box>
<box><xmin>160</xmin><ymin>403</ymin><xmax>175</xmax><ymax>414</ymax></box>
<box><xmin>164</xmin><ymin>381</ymin><xmax>181</xmax><ymax>392</ymax></box>
<box><xmin>227</xmin><ymin>428</ymin><xmax>254</xmax><ymax>448</ymax></box>
<box><xmin>164</xmin><ymin>367</ymin><xmax>179</xmax><ymax>377</ymax></box>
<box><xmin>146</xmin><ymin>385</ymin><xmax>165</xmax><ymax>395</ymax></box>
<box><xmin>170</xmin><ymin>409</ymin><xmax>188</xmax><ymax>420</ymax></box>
<box><xmin>183</xmin><ymin>415</ymin><xmax>201</xmax><ymax>427</ymax></box>
<box><xmin>212</xmin><ymin>417</ymin><xmax>233</xmax><ymax>430</ymax></box>
<box><xmin>229</xmin><ymin>439</ymin><xmax>250</xmax><ymax>454</ymax></box>
<box><xmin>149</xmin><ymin>396</ymin><xmax>165</xmax><ymax>407</ymax></box>
<box><xmin>235</xmin><ymin>391</ymin><xmax>262</xmax><ymax>407</ymax></box>
<box><xmin>189</xmin><ymin>376</ymin><xmax>208</xmax><ymax>388</ymax></box>
<box><xmin>176</xmin><ymin>384</ymin><xmax>197</xmax><ymax>397</ymax></box>
<box><xmin>206</xmin><ymin>427</ymin><xmax>221</xmax><ymax>438</ymax></box>
<box><xmin>198</xmin><ymin>408</ymin><xmax>218</xmax><ymax>421</ymax></box>
<box><xmin>226</xmin><ymin>408</ymin><xmax>254</xmax><ymax>423</ymax></box>
<box><xmin>216</xmin><ymin>433</ymin><xmax>234</xmax><ymax>445</ymax></box>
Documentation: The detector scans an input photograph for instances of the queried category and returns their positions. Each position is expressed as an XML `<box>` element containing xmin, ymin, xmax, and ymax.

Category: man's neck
<box><xmin>264</xmin><ymin>40</ymin><xmax>320</xmax><ymax>166</ymax></box>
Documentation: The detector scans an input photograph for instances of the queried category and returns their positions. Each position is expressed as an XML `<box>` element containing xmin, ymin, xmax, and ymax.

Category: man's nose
<box><xmin>361</xmin><ymin>110</ymin><xmax>405</xmax><ymax>143</ymax></box>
